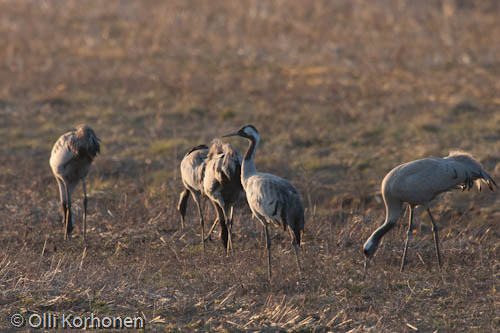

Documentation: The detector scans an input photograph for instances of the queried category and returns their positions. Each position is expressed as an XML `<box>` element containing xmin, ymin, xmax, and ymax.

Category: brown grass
<box><xmin>1</xmin><ymin>0</ymin><xmax>499</xmax><ymax>331</ymax></box>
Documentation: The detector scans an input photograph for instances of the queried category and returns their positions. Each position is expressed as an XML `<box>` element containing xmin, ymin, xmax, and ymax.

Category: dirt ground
<box><xmin>0</xmin><ymin>1</ymin><xmax>499</xmax><ymax>331</ymax></box>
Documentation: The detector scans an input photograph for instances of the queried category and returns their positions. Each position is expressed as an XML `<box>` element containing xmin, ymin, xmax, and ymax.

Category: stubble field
<box><xmin>0</xmin><ymin>1</ymin><xmax>499</xmax><ymax>331</ymax></box>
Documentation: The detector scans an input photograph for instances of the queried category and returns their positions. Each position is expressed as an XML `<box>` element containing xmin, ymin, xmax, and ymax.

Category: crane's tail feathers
<box><xmin>475</xmin><ymin>179</ymin><xmax>482</xmax><ymax>191</ymax></box>
<box><xmin>462</xmin><ymin>169</ymin><xmax>497</xmax><ymax>192</ymax></box>
<box><xmin>485</xmin><ymin>177</ymin><xmax>498</xmax><ymax>191</ymax></box>
<box><xmin>461</xmin><ymin>171</ymin><xmax>474</xmax><ymax>191</ymax></box>
<box><xmin>208</xmin><ymin>139</ymin><xmax>242</xmax><ymax>183</ymax></box>
<box><xmin>479</xmin><ymin>170</ymin><xmax>498</xmax><ymax>191</ymax></box>
<box><xmin>447</xmin><ymin>151</ymin><xmax>497</xmax><ymax>192</ymax></box>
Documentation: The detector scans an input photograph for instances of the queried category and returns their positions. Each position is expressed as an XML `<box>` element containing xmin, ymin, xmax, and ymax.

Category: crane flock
<box><xmin>48</xmin><ymin>124</ymin><xmax>497</xmax><ymax>279</ymax></box>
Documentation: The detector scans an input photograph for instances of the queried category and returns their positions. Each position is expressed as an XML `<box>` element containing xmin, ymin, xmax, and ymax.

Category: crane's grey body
<box><xmin>223</xmin><ymin>125</ymin><xmax>304</xmax><ymax>279</ymax></box>
<box><xmin>180</xmin><ymin>145</ymin><xmax>208</xmax><ymax>197</ymax></box>
<box><xmin>364</xmin><ymin>151</ymin><xmax>497</xmax><ymax>271</ymax></box>
<box><xmin>177</xmin><ymin>141</ymin><xmax>243</xmax><ymax>252</ymax></box>
<box><xmin>244</xmin><ymin>173</ymin><xmax>303</xmax><ymax>232</ymax></box>
<box><xmin>50</xmin><ymin>125</ymin><xmax>100</xmax><ymax>241</ymax></box>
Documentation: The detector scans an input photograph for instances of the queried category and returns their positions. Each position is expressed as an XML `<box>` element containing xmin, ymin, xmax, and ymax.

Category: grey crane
<box><xmin>178</xmin><ymin>144</ymin><xmax>209</xmax><ymax>250</ymax></box>
<box><xmin>177</xmin><ymin>141</ymin><xmax>243</xmax><ymax>253</ymax></box>
<box><xmin>363</xmin><ymin>150</ymin><xmax>497</xmax><ymax>272</ymax></box>
<box><xmin>203</xmin><ymin>139</ymin><xmax>243</xmax><ymax>254</ymax></box>
<box><xmin>223</xmin><ymin>125</ymin><xmax>305</xmax><ymax>279</ymax></box>
<box><xmin>49</xmin><ymin>125</ymin><xmax>100</xmax><ymax>241</ymax></box>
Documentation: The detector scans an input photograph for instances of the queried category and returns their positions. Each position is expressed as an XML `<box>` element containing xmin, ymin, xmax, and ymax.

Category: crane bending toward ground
<box><xmin>177</xmin><ymin>141</ymin><xmax>243</xmax><ymax>253</ymax></box>
<box><xmin>50</xmin><ymin>125</ymin><xmax>100</xmax><ymax>241</ymax></box>
<box><xmin>223</xmin><ymin>125</ymin><xmax>305</xmax><ymax>279</ymax></box>
<box><xmin>363</xmin><ymin>150</ymin><xmax>497</xmax><ymax>272</ymax></box>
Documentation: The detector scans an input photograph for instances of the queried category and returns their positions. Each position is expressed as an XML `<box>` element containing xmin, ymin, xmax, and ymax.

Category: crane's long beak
<box><xmin>222</xmin><ymin>130</ymin><xmax>239</xmax><ymax>138</ymax></box>
<box><xmin>364</xmin><ymin>258</ymin><xmax>370</xmax><ymax>273</ymax></box>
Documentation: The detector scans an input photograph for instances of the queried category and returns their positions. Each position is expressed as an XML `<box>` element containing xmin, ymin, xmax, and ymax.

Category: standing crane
<box><xmin>223</xmin><ymin>125</ymin><xmax>305</xmax><ymax>279</ymax></box>
<box><xmin>363</xmin><ymin>150</ymin><xmax>497</xmax><ymax>272</ymax></box>
<box><xmin>178</xmin><ymin>144</ymin><xmax>209</xmax><ymax>250</ymax></box>
<box><xmin>50</xmin><ymin>125</ymin><xmax>100</xmax><ymax>241</ymax></box>
<box><xmin>177</xmin><ymin>141</ymin><xmax>243</xmax><ymax>253</ymax></box>
<box><xmin>203</xmin><ymin>139</ymin><xmax>243</xmax><ymax>254</ymax></box>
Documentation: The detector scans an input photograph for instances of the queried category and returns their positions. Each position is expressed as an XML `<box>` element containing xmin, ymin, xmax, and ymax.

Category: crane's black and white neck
<box><xmin>223</xmin><ymin>124</ymin><xmax>260</xmax><ymax>183</ymax></box>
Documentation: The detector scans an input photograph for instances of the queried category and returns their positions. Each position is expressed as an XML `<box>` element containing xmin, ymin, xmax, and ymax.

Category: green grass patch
<box><xmin>149</xmin><ymin>139</ymin><xmax>187</xmax><ymax>156</ymax></box>
<box><xmin>218</xmin><ymin>109</ymin><xmax>236</xmax><ymax>120</ymax></box>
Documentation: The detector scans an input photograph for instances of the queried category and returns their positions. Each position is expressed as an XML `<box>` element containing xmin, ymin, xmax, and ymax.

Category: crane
<box><xmin>49</xmin><ymin>125</ymin><xmax>100</xmax><ymax>241</ymax></box>
<box><xmin>223</xmin><ymin>124</ymin><xmax>305</xmax><ymax>279</ymax></box>
<box><xmin>203</xmin><ymin>139</ymin><xmax>243</xmax><ymax>254</ymax></box>
<box><xmin>178</xmin><ymin>141</ymin><xmax>243</xmax><ymax>253</ymax></box>
<box><xmin>178</xmin><ymin>144</ymin><xmax>209</xmax><ymax>250</ymax></box>
<box><xmin>363</xmin><ymin>150</ymin><xmax>497</xmax><ymax>272</ymax></box>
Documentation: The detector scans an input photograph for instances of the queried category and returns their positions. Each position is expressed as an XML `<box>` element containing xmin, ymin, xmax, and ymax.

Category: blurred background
<box><xmin>0</xmin><ymin>1</ymin><xmax>499</xmax><ymax>331</ymax></box>
<box><xmin>1</xmin><ymin>0</ymin><xmax>499</xmax><ymax>206</ymax></box>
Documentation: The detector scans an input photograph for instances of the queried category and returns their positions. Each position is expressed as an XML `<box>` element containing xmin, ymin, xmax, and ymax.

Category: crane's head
<box><xmin>76</xmin><ymin>125</ymin><xmax>100</xmax><ymax>142</ymax></box>
<box><xmin>362</xmin><ymin>238</ymin><xmax>378</xmax><ymax>271</ymax></box>
<box><xmin>222</xmin><ymin>124</ymin><xmax>259</xmax><ymax>141</ymax></box>
<box><xmin>74</xmin><ymin>125</ymin><xmax>101</xmax><ymax>158</ymax></box>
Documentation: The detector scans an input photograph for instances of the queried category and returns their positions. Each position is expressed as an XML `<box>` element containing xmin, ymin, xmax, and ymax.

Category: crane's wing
<box><xmin>180</xmin><ymin>146</ymin><xmax>208</xmax><ymax>192</ymax></box>
<box><xmin>388</xmin><ymin>157</ymin><xmax>497</xmax><ymax>205</ymax></box>
<box><xmin>474</xmin><ymin>171</ymin><xmax>498</xmax><ymax>191</ymax></box>
<box><xmin>49</xmin><ymin>132</ymin><xmax>76</xmax><ymax>175</ymax></box>
<box><xmin>245</xmin><ymin>173</ymin><xmax>303</xmax><ymax>229</ymax></box>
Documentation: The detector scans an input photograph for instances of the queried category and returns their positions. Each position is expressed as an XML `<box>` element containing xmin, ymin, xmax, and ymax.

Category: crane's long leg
<box><xmin>191</xmin><ymin>192</ymin><xmax>205</xmax><ymax>252</ymax></box>
<box><xmin>400</xmin><ymin>205</ymin><xmax>414</xmax><ymax>272</ymax></box>
<box><xmin>177</xmin><ymin>189</ymin><xmax>190</xmax><ymax>230</ymax></box>
<box><xmin>210</xmin><ymin>207</ymin><xmax>234</xmax><ymax>243</ymax></box>
<box><xmin>204</xmin><ymin>199</ymin><xmax>221</xmax><ymax>242</ymax></box>
<box><xmin>82</xmin><ymin>179</ymin><xmax>88</xmax><ymax>243</ymax></box>
<box><xmin>288</xmin><ymin>226</ymin><xmax>302</xmax><ymax>279</ymax></box>
<box><xmin>426</xmin><ymin>208</ymin><xmax>442</xmax><ymax>269</ymax></box>
<box><xmin>211</xmin><ymin>201</ymin><xmax>230</xmax><ymax>255</ymax></box>
<box><xmin>204</xmin><ymin>217</ymin><xmax>219</xmax><ymax>242</ymax></box>
<box><xmin>223</xmin><ymin>205</ymin><xmax>233</xmax><ymax>255</ymax></box>
<box><xmin>62</xmin><ymin>179</ymin><xmax>72</xmax><ymax>241</ymax></box>
<box><xmin>229</xmin><ymin>206</ymin><xmax>234</xmax><ymax>228</ymax></box>
<box><xmin>229</xmin><ymin>206</ymin><xmax>234</xmax><ymax>246</ymax></box>
<box><xmin>56</xmin><ymin>178</ymin><xmax>66</xmax><ymax>225</ymax></box>
<box><xmin>209</xmin><ymin>195</ymin><xmax>233</xmax><ymax>255</ymax></box>
<box><xmin>263</xmin><ymin>222</ymin><xmax>272</xmax><ymax>280</ymax></box>
<box><xmin>228</xmin><ymin>206</ymin><xmax>235</xmax><ymax>249</ymax></box>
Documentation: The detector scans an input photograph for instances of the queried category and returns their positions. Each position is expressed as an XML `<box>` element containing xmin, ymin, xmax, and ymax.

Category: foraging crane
<box><xmin>177</xmin><ymin>141</ymin><xmax>243</xmax><ymax>253</ymax></box>
<box><xmin>203</xmin><ymin>139</ymin><xmax>243</xmax><ymax>254</ymax></box>
<box><xmin>223</xmin><ymin>125</ymin><xmax>305</xmax><ymax>279</ymax></box>
<box><xmin>363</xmin><ymin>150</ymin><xmax>497</xmax><ymax>272</ymax></box>
<box><xmin>50</xmin><ymin>125</ymin><xmax>100</xmax><ymax>241</ymax></box>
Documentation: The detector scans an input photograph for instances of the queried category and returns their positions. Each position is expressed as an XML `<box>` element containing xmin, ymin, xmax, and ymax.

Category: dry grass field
<box><xmin>1</xmin><ymin>0</ymin><xmax>499</xmax><ymax>331</ymax></box>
